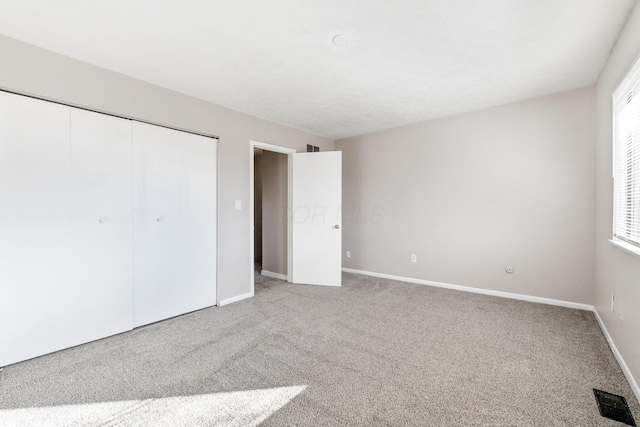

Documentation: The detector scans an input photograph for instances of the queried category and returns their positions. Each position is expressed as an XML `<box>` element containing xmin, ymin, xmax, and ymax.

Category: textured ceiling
<box><xmin>0</xmin><ymin>0</ymin><xmax>635</xmax><ymax>139</ymax></box>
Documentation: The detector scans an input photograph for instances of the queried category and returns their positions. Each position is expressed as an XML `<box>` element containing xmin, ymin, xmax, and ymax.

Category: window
<box><xmin>613</xmin><ymin>56</ymin><xmax>640</xmax><ymax>249</ymax></box>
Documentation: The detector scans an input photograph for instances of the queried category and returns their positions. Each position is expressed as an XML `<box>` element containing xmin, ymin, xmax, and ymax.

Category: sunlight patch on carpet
<box><xmin>0</xmin><ymin>385</ymin><xmax>307</xmax><ymax>427</ymax></box>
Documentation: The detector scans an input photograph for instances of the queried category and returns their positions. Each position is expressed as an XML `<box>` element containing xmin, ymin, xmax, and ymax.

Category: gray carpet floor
<box><xmin>0</xmin><ymin>271</ymin><xmax>638</xmax><ymax>426</ymax></box>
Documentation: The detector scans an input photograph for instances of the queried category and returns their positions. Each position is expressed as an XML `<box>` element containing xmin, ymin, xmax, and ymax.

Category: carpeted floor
<box><xmin>0</xmin><ymin>271</ymin><xmax>638</xmax><ymax>426</ymax></box>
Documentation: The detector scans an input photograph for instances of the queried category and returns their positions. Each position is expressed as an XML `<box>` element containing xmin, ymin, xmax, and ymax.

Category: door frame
<box><xmin>249</xmin><ymin>140</ymin><xmax>296</xmax><ymax>296</ymax></box>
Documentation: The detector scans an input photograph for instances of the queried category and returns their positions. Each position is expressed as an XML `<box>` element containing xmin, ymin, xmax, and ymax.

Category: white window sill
<box><xmin>609</xmin><ymin>238</ymin><xmax>640</xmax><ymax>259</ymax></box>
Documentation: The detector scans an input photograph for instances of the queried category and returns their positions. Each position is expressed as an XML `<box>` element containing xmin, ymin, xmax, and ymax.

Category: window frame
<box><xmin>611</xmin><ymin>53</ymin><xmax>640</xmax><ymax>258</ymax></box>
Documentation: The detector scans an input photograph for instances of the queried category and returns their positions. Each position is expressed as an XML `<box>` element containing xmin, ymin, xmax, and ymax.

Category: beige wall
<box><xmin>594</xmin><ymin>0</ymin><xmax>640</xmax><ymax>396</ymax></box>
<box><xmin>336</xmin><ymin>87</ymin><xmax>595</xmax><ymax>304</ymax></box>
<box><xmin>261</xmin><ymin>151</ymin><xmax>288</xmax><ymax>275</ymax></box>
<box><xmin>0</xmin><ymin>35</ymin><xmax>333</xmax><ymax>303</ymax></box>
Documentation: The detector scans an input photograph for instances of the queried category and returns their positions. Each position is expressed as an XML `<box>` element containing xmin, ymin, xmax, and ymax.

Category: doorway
<box><xmin>249</xmin><ymin>140</ymin><xmax>343</xmax><ymax>293</ymax></box>
<box><xmin>254</xmin><ymin>148</ymin><xmax>288</xmax><ymax>279</ymax></box>
<box><xmin>249</xmin><ymin>141</ymin><xmax>296</xmax><ymax>295</ymax></box>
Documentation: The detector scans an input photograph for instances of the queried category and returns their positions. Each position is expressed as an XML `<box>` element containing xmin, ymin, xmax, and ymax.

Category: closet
<box><xmin>0</xmin><ymin>91</ymin><xmax>217</xmax><ymax>367</ymax></box>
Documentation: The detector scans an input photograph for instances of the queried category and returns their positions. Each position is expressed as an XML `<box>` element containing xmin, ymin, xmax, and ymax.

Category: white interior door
<box><xmin>133</xmin><ymin>122</ymin><xmax>180</xmax><ymax>327</ymax></box>
<box><xmin>177</xmin><ymin>132</ymin><xmax>217</xmax><ymax>314</ymax></box>
<box><xmin>133</xmin><ymin>122</ymin><xmax>216</xmax><ymax>327</ymax></box>
<box><xmin>69</xmin><ymin>108</ymin><xmax>134</xmax><ymax>343</ymax></box>
<box><xmin>291</xmin><ymin>151</ymin><xmax>342</xmax><ymax>286</ymax></box>
<box><xmin>0</xmin><ymin>91</ymin><xmax>72</xmax><ymax>366</ymax></box>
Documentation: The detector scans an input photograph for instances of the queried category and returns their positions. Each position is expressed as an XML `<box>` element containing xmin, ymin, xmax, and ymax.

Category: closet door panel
<box><xmin>0</xmin><ymin>92</ymin><xmax>72</xmax><ymax>366</ymax></box>
<box><xmin>178</xmin><ymin>133</ymin><xmax>217</xmax><ymax>311</ymax></box>
<box><xmin>70</xmin><ymin>108</ymin><xmax>134</xmax><ymax>343</ymax></box>
<box><xmin>133</xmin><ymin>122</ymin><xmax>181</xmax><ymax>327</ymax></box>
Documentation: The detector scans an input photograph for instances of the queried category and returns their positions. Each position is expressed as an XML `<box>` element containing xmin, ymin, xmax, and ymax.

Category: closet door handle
<box><xmin>99</xmin><ymin>217</ymin><xmax>108</xmax><ymax>223</ymax></box>
<box><xmin>334</xmin><ymin>224</ymin><xmax>340</xmax><ymax>229</ymax></box>
<box><xmin>156</xmin><ymin>216</ymin><xmax>164</xmax><ymax>222</ymax></box>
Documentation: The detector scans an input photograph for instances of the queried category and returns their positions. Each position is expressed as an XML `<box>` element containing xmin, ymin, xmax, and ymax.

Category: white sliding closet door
<box><xmin>0</xmin><ymin>91</ymin><xmax>217</xmax><ymax>366</ymax></box>
<box><xmin>0</xmin><ymin>92</ymin><xmax>72</xmax><ymax>367</ymax></box>
<box><xmin>70</xmin><ymin>108</ymin><xmax>134</xmax><ymax>343</ymax></box>
<box><xmin>177</xmin><ymin>131</ymin><xmax>217</xmax><ymax>312</ymax></box>
<box><xmin>133</xmin><ymin>122</ymin><xmax>216</xmax><ymax>327</ymax></box>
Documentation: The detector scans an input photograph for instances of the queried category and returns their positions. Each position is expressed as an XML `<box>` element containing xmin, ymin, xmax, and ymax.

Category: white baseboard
<box><xmin>593</xmin><ymin>309</ymin><xmax>640</xmax><ymax>404</ymax></box>
<box><xmin>342</xmin><ymin>267</ymin><xmax>640</xmax><ymax>403</ymax></box>
<box><xmin>261</xmin><ymin>270</ymin><xmax>288</xmax><ymax>281</ymax></box>
<box><xmin>218</xmin><ymin>291</ymin><xmax>254</xmax><ymax>307</ymax></box>
<box><xmin>342</xmin><ymin>268</ymin><xmax>594</xmax><ymax>311</ymax></box>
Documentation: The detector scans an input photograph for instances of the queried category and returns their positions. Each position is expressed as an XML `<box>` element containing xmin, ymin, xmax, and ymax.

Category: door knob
<box><xmin>99</xmin><ymin>217</ymin><xmax>108</xmax><ymax>223</ymax></box>
<box><xmin>157</xmin><ymin>216</ymin><xmax>164</xmax><ymax>222</ymax></box>
<box><xmin>335</xmin><ymin>224</ymin><xmax>340</xmax><ymax>229</ymax></box>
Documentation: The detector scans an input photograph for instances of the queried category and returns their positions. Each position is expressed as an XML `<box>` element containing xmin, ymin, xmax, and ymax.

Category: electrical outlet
<box><xmin>346</xmin><ymin>251</ymin><xmax>351</xmax><ymax>258</ymax></box>
<box><xmin>411</xmin><ymin>253</ymin><xmax>417</xmax><ymax>263</ymax></box>
<box><xmin>611</xmin><ymin>294</ymin><xmax>615</xmax><ymax>312</ymax></box>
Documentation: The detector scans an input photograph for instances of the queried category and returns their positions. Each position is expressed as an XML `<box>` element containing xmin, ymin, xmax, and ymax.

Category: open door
<box><xmin>291</xmin><ymin>151</ymin><xmax>342</xmax><ymax>286</ymax></box>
